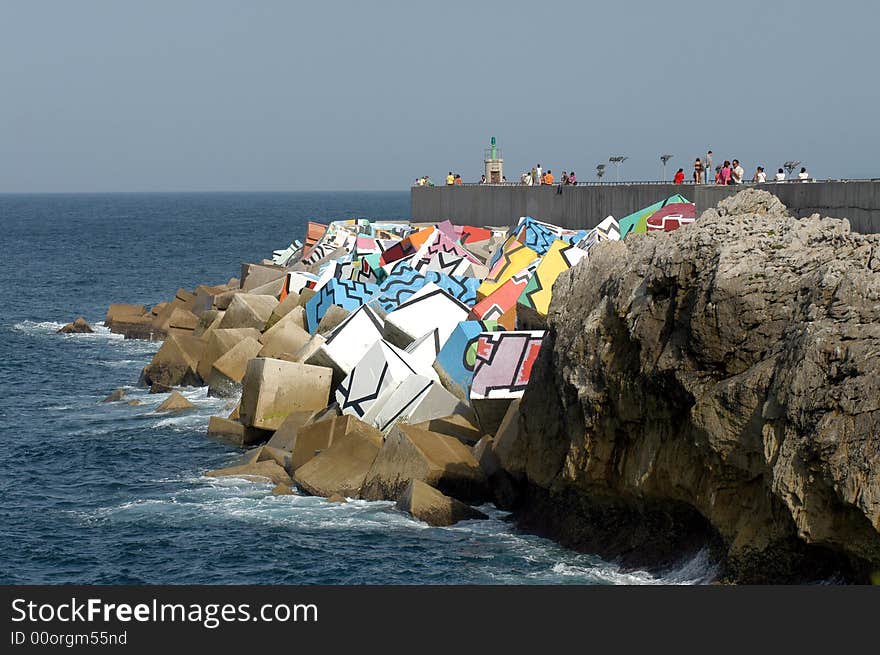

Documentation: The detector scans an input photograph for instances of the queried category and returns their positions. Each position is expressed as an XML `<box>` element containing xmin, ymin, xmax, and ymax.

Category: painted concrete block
<box><xmin>335</xmin><ymin>340</ymin><xmax>421</xmax><ymax>420</ymax></box>
<box><xmin>469</xmin><ymin>330</ymin><xmax>546</xmax><ymax>400</ymax></box>
<box><xmin>469</xmin><ymin>261</ymin><xmax>537</xmax><ymax>329</ymax></box>
<box><xmin>304</xmin><ymin>278</ymin><xmax>378</xmax><ymax>334</ymax></box>
<box><xmin>306</xmin><ymin>304</ymin><xmax>385</xmax><ymax>384</ymax></box>
<box><xmin>383</xmin><ymin>283</ymin><xmax>470</xmax><ymax>349</ymax></box>
<box><xmin>432</xmin><ymin>320</ymin><xmax>502</xmax><ymax>401</ymax></box>
<box><xmin>477</xmin><ymin>238</ymin><xmax>539</xmax><ymax>300</ymax></box>
<box><xmin>517</xmin><ymin>239</ymin><xmax>588</xmax><ymax>320</ymax></box>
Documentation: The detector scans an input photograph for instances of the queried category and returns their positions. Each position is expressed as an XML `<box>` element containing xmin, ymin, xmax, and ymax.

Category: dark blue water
<box><xmin>0</xmin><ymin>192</ymin><xmax>714</xmax><ymax>584</ymax></box>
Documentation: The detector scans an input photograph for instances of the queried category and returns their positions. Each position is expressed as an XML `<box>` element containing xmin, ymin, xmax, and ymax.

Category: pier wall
<box><xmin>411</xmin><ymin>180</ymin><xmax>880</xmax><ymax>234</ymax></box>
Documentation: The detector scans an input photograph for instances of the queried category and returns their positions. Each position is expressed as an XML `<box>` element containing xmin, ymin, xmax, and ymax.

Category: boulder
<box><xmin>217</xmin><ymin>294</ymin><xmax>278</xmax><ymax>331</ymax></box>
<box><xmin>206</xmin><ymin>460</ymin><xmax>292</xmax><ymax>486</ymax></box>
<box><xmin>206</xmin><ymin>416</ymin><xmax>271</xmax><ymax>447</ymax></box>
<box><xmin>239</xmin><ymin>358</ymin><xmax>332</xmax><ymax>431</ymax></box>
<box><xmin>140</xmin><ymin>333</ymin><xmax>206</xmax><ymax>390</ymax></box>
<box><xmin>101</xmin><ymin>388</ymin><xmax>126</xmax><ymax>403</ymax></box>
<box><xmin>257</xmin><ymin>316</ymin><xmax>311</xmax><ymax>360</ymax></box>
<box><xmin>396</xmin><ymin>479</ymin><xmax>487</xmax><ymax>527</ymax></box>
<box><xmin>57</xmin><ymin>317</ymin><xmax>94</xmax><ymax>334</ymax></box>
<box><xmin>360</xmin><ymin>423</ymin><xmax>488</xmax><ymax>503</ymax></box>
<box><xmin>206</xmin><ymin>336</ymin><xmax>263</xmax><ymax>398</ymax></box>
<box><xmin>412</xmin><ymin>414</ymin><xmax>485</xmax><ymax>446</ymax></box>
<box><xmin>155</xmin><ymin>390</ymin><xmax>194</xmax><ymax>412</ymax></box>
<box><xmin>293</xmin><ymin>420</ymin><xmax>383</xmax><ymax>498</ymax></box>
<box><xmin>197</xmin><ymin>327</ymin><xmax>262</xmax><ymax>381</ymax></box>
<box><xmin>326</xmin><ymin>493</ymin><xmax>347</xmax><ymax>503</ymax></box>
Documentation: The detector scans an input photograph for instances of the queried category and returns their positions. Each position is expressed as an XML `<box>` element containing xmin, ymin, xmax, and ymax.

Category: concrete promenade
<box><xmin>411</xmin><ymin>180</ymin><xmax>880</xmax><ymax>234</ymax></box>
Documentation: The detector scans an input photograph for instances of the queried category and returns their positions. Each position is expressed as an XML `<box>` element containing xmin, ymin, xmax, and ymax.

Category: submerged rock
<box><xmin>101</xmin><ymin>388</ymin><xmax>126</xmax><ymax>403</ymax></box>
<box><xmin>155</xmin><ymin>390</ymin><xmax>194</xmax><ymax>413</ymax></box>
<box><xmin>506</xmin><ymin>190</ymin><xmax>880</xmax><ymax>583</ymax></box>
<box><xmin>57</xmin><ymin>317</ymin><xmax>94</xmax><ymax>334</ymax></box>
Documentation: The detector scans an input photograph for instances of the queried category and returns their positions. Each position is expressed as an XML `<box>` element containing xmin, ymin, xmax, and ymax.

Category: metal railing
<box><xmin>413</xmin><ymin>177</ymin><xmax>879</xmax><ymax>188</ymax></box>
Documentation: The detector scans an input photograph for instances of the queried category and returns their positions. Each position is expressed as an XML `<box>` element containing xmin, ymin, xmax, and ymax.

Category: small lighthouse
<box><xmin>484</xmin><ymin>136</ymin><xmax>503</xmax><ymax>184</ymax></box>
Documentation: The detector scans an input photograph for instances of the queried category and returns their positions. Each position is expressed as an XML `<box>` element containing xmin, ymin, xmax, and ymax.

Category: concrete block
<box><xmin>217</xmin><ymin>293</ymin><xmax>278</xmax><ymax>331</ymax></box>
<box><xmin>469</xmin><ymin>261</ymin><xmax>537</xmax><ymax>329</ymax></box>
<box><xmin>206</xmin><ymin>459</ymin><xmax>291</xmax><ymax>486</ymax></box>
<box><xmin>315</xmin><ymin>304</ymin><xmax>351</xmax><ymax>336</ymax></box>
<box><xmin>396</xmin><ymin>479</ymin><xmax>487</xmax><ymax>527</ymax></box>
<box><xmin>305</xmin><ymin>305</ymin><xmax>384</xmax><ymax>385</ymax></box>
<box><xmin>207</xmin><ymin>416</ymin><xmax>272</xmax><ymax>447</ymax></box>
<box><xmin>383</xmin><ymin>283</ymin><xmax>470</xmax><ymax>349</ymax></box>
<box><xmin>368</xmin><ymin>374</ymin><xmax>471</xmax><ymax>434</ymax></box>
<box><xmin>478</xmin><ymin>236</ymin><xmax>539</xmax><ymax>299</ymax></box>
<box><xmin>287</xmin><ymin>414</ymin><xmax>368</xmax><ymax>471</ymax></box>
<box><xmin>413</xmin><ymin>414</ymin><xmax>485</xmax><ymax>446</ymax></box>
<box><xmin>240</xmin><ymin>262</ymin><xmax>286</xmax><ymax>292</ymax></box>
<box><xmin>292</xmin><ymin>418</ymin><xmax>383</xmax><ymax>497</ymax></box>
<box><xmin>360</xmin><ymin>423</ymin><xmax>488</xmax><ymax>502</ymax></box>
<box><xmin>303</xmin><ymin>278</ymin><xmax>377</xmax><ymax>334</ymax></box>
<box><xmin>155</xmin><ymin>390</ymin><xmax>194</xmax><ymax>413</ymax></box>
<box><xmin>265</xmin><ymin>293</ymin><xmax>302</xmax><ymax>329</ymax></box>
<box><xmin>197</xmin><ymin>327</ymin><xmax>262</xmax><ymax>381</ymax></box>
<box><xmin>469</xmin><ymin>331</ymin><xmax>546</xmax><ymax>399</ymax></box>
<box><xmin>240</xmin><ymin>358</ymin><xmax>332</xmax><ymax>431</ymax></box>
<box><xmin>257</xmin><ymin>317</ymin><xmax>311</xmax><ymax>360</ymax></box>
<box><xmin>206</xmin><ymin>336</ymin><xmax>263</xmax><ymax>397</ymax></box>
<box><xmin>432</xmin><ymin>320</ymin><xmax>502</xmax><ymax>401</ymax></box>
<box><xmin>335</xmin><ymin>340</ymin><xmax>420</xmax><ymax>420</ymax></box>
<box><xmin>517</xmin><ymin>239</ymin><xmax>587</xmax><ymax>324</ymax></box>
<box><xmin>140</xmin><ymin>333</ymin><xmax>206</xmax><ymax>389</ymax></box>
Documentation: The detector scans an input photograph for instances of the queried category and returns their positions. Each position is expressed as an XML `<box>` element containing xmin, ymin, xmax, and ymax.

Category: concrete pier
<box><xmin>411</xmin><ymin>180</ymin><xmax>880</xmax><ymax>234</ymax></box>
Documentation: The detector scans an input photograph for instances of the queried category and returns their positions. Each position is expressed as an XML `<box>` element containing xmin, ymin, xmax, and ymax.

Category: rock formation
<box><xmin>57</xmin><ymin>316</ymin><xmax>94</xmax><ymax>333</ymax></box>
<box><xmin>502</xmin><ymin>189</ymin><xmax>880</xmax><ymax>582</ymax></box>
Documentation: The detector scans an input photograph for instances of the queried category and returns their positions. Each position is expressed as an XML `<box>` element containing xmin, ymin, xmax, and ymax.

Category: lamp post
<box><xmin>609</xmin><ymin>156</ymin><xmax>627</xmax><ymax>182</ymax></box>
<box><xmin>784</xmin><ymin>160</ymin><xmax>801</xmax><ymax>179</ymax></box>
<box><xmin>596</xmin><ymin>164</ymin><xmax>606</xmax><ymax>180</ymax></box>
<box><xmin>660</xmin><ymin>154</ymin><xmax>673</xmax><ymax>182</ymax></box>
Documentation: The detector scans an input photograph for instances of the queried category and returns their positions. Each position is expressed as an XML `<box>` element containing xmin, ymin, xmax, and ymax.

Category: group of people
<box><xmin>674</xmin><ymin>151</ymin><xmax>811</xmax><ymax>185</ymax></box>
<box><xmin>519</xmin><ymin>164</ymin><xmax>577</xmax><ymax>187</ymax></box>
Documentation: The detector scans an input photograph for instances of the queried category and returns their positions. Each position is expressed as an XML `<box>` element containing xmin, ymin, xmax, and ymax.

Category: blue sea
<box><xmin>0</xmin><ymin>192</ymin><xmax>716</xmax><ymax>585</ymax></box>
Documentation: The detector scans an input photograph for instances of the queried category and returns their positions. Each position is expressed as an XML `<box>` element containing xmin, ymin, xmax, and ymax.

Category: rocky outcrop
<box><xmin>57</xmin><ymin>317</ymin><xmax>94</xmax><ymax>334</ymax></box>
<box><xmin>504</xmin><ymin>190</ymin><xmax>880</xmax><ymax>583</ymax></box>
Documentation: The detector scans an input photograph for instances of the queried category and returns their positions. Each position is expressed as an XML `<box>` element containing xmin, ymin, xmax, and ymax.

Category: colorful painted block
<box><xmin>619</xmin><ymin>194</ymin><xmax>690</xmax><ymax>238</ymax></box>
<box><xmin>383</xmin><ymin>283</ymin><xmax>471</xmax><ymax>349</ymax></box>
<box><xmin>469</xmin><ymin>262</ymin><xmax>537</xmax><ymax>329</ymax></box>
<box><xmin>379</xmin><ymin>227</ymin><xmax>435</xmax><ymax>266</ymax></box>
<box><xmin>335</xmin><ymin>340</ymin><xmax>422</xmax><ymax>420</ymax></box>
<box><xmin>304</xmin><ymin>278</ymin><xmax>378</xmax><ymax>334</ymax></box>
<box><xmin>423</xmin><ymin>272</ymin><xmax>480</xmax><ymax>307</ymax></box>
<box><xmin>432</xmin><ymin>320</ymin><xmax>502</xmax><ymax>401</ymax></box>
<box><xmin>517</xmin><ymin>240</ymin><xmax>588</xmax><ymax>319</ymax></box>
<box><xmin>645</xmin><ymin>203</ymin><xmax>696</xmax><ymax>232</ymax></box>
<box><xmin>477</xmin><ymin>238</ymin><xmax>539</xmax><ymax>300</ymax></box>
<box><xmin>458</xmin><ymin>225</ymin><xmax>493</xmax><ymax>244</ymax></box>
<box><xmin>306</xmin><ymin>304</ymin><xmax>385</xmax><ymax>382</ymax></box>
<box><xmin>412</xmin><ymin>230</ymin><xmax>479</xmax><ymax>273</ymax></box>
<box><xmin>404</xmin><ymin>328</ymin><xmax>441</xmax><ymax>375</ymax></box>
<box><xmin>280</xmin><ymin>271</ymin><xmax>320</xmax><ymax>301</ymax></box>
<box><xmin>369</xmin><ymin>263</ymin><xmax>428</xmax><ymax>313</ymax></box>
<box><xmin>514</xmin><ymin>216</ymin><xmax>561</xmax><ymax>256</ymax></box>
<box><xmin>423</xmin><ymin>251</ymin><xmax>475</xmax><ymax>277</ymax></box>
<box><xmin>469</xmin><ymin>330</ymin><xmax>546</xmax><ymax>399</ymax></box>
<box><xmin>367</xmin><ymin>374</ymin><xmax>470</xmax><ymax>433</ymax></box>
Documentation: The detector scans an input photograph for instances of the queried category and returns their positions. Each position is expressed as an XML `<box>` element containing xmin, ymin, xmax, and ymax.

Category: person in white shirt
<box><xmin>521</xmin><ymin>172</ymin><xmax>533</xmax><ymax>186</ymax></box>
<box><xmin>753</xmin><ymin>166</ymin><xmax>767</xmax><ymax>183</ymax></box>
<box><xmin>798</xmin><ymin>167</ymin><xmax>810</xmax><ymax>181</ymax></box>
<box><xmin>732</xmin><ymin>159</ymin><xmax>745</xmax><ymax>184</ymax></box>
<box><xmin>535</xmin><ymin>164</ymin><xmax>542</xmax><ymax>184</ymax></box>
<box><xmin>775</xmin><ymin>168</ymin><xmax>786</xmax><ymax>181</ymax></box>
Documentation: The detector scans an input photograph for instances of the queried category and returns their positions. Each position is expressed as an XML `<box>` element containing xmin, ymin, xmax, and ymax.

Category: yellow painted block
<box><xmin>477</xmin><ymin>238</ymin><xmax>538</xmax><ymax>300</ymax></box>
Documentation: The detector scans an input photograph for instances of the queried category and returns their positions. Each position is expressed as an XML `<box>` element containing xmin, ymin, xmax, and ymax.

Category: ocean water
<box><xmin>0</xmin><ymin>192</ymin><xmax>717</xmax><ymax>585</ymax></box>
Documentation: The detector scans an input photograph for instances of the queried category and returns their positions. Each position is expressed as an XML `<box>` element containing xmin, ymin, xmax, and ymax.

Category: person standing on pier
<box><xmin>706</xmin><ymin>150</ymin><xmax>713</xmax><ymax>183</ymax></box>
<box><xmin>775</xmin><ymin>168</ymin><xmax>786</xmax><ymax>181</ymax></box>
<box><xmin>674</xmin><ymin>168</ymin><xmax>685</xmax><ymax>184</ymax></box>
<box><xmin>446</xmin><ymin>172</ymin><xmax>455</xmax><ymax>185</ymax></box>
<box><xmin>693</xmin><ymin>158</ymin><xmax>704</xmax><ymax>184</ymax></box>
<box><xmin>536</xmin><ymin>164</ymin><xmax>543</xmax><ymax>184</ymax></box>
<box><xmin>720</xmin><ymin>161</ymin><xmax>732</xmax><ymax>185</ymax></box>
<box><xmin>732</xmin><ymin>160</ymin><xmax>745</xmax><ymax>184</ymax></box>
<box><xmin>753</xmin><ymin>166</ymin><xmax>767</xmax><ymax>183</ymax></box>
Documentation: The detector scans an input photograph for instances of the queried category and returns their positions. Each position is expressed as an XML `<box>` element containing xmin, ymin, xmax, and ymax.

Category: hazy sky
<box><xmin>1</xmin><ymin>0</ymin><xmax>877</xmax><ymax>191</ymax></box>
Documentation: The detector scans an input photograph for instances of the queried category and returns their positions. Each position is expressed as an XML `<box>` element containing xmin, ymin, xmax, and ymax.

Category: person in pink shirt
<box><xmin>720</xmin><ymin>160</ymin><xmax>732</xmax><ymax>185</ymax></box>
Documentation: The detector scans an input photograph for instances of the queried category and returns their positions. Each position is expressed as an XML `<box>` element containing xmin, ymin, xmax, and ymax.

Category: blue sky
<box><xmin>1</xmin><ymin>0</ymin><xmax>876</xmax><ymax>191</ymax></box>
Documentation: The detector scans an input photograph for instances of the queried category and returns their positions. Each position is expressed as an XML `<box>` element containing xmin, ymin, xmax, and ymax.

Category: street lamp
<box><xmin>660</xmin><ymin>154</ymin><xmax>673</xmax><ymax>182</ymax></box>
<box><xmin>609</xmin><ymin>156</ymin><xmax>627</xmax><ymax>182</ymax></box>
<box><xmin>784</xmin><ymin>160</ymin><xmax>801</xmax><ymax>179</ymax></box>
<box><xmin>596</xmin><ymin>164</ymin><xmax>606</xmax><ymax>179</ymax></box>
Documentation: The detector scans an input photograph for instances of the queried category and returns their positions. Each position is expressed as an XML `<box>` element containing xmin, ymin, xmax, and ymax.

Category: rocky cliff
<box><xmin>499</xmin><ymin>189</ymin><xmax>880</xmax><ymax>582</ymax></box>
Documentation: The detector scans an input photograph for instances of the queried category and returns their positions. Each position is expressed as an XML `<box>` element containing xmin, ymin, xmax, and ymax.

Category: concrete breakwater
<box><xmin>103</xmin><ymin>212</ymin><xmax>621</xmax><ymax>529</ymax></box>
<box><xmin>412</xmin><ymin>180</ymin><xmax>880</xmax><ymax>234</ymax></box>
<box><xmin>98</xmin><ymin>189</ymin><xmax>880</xmax><ymax>582</ymax></box>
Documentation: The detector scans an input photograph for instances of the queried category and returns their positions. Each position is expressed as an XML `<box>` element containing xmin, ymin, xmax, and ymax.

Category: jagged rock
<box><xmin>360</xmin><ymin>423</ymin><xmax>488</xmax><ymax>503</ymax></box>
<box><xmin>102</xmin><ymin>388</ymin><xmax>126</xmax><ymax>403</ymax></box>
<box><xmin>206</xmin><ymin>336</ymin><xmax>263</xmax><ymax>398</ymax></box>
<box><xmin>217</xmin><ymin>294</ymin><xmax>278</xmax><ymax>331</ymax></box>
<box><xmin>508</xmin><ymin>190</ymin><xmax>880</xmax><ymax>583</ymax></box>
<box><xmin>155</xmin><ymin>390</ymin><xmax>194</xmax><ymax>412</ymax></box>
<box><xmin>57</xmin><ymin>317</ymin><xmax>94</xmax><ymax>334</ymax></box>
<box><xmin>396</xmin><ymin>479</ymin><xmax>488</xmax><ymax>527</ymax></box>
<box><xmin>206</xmin><ymin>459</ymin><xmax>292</xmax><ymax>486</ymax></box>
<box><xmin>140</xmin><ymin>334</ymin><xmax>205</xmax><ymax>390</ymax></box>
<box><xmin>293</xmin><ymin>420</ymin><xmax>383</xmax><ymax>498</ymax></box>
<box><xmin>239</xmin><ymin>358</ymin><xmax>332</xmax><ymax>431</ymax></box>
